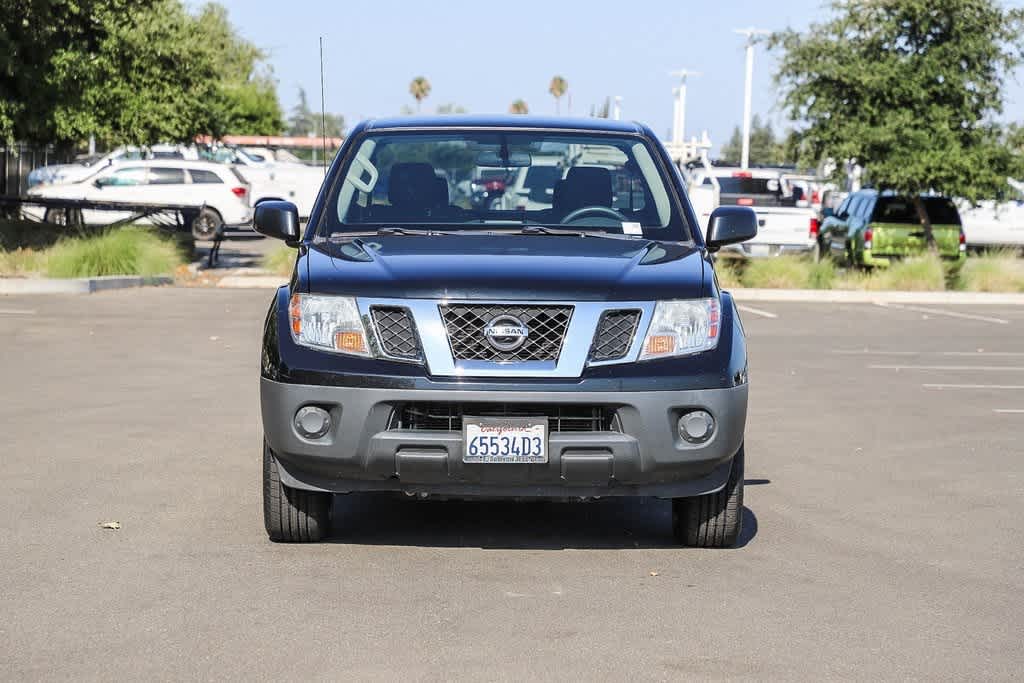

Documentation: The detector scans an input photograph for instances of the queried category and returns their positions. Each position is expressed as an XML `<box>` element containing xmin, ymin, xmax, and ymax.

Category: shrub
<box><xmin>0</xmin><ymin>248</ymin><xmax>48</xmax><ymax>276</ymax></box>
<box><xmin>864</xmin><ymin>254</ymin><xmax>946</xmax><ymax>291</ymax></box>
<box><xmin>957</xmin><ymin>251</ymin><xmax>1024</xmax><ymax>292</ymax></box>
<box><xmin>45</xmin><ymin>228</ymin><xmax>184</xmax><ymax>278</ymax></box>
<box><xmin>261</xmin><ymin>244</ymin><xmax>296</xmax><ymax>277</ymax></box>
<box><xmin>740</xmin><ymin>256</ymin><xmax>834</xmax><ymax>289</ymax></box>
<box><xmin>713</xmin><ymin>257</ymin><xmax>744</xmax><ymax>289</ymax></box>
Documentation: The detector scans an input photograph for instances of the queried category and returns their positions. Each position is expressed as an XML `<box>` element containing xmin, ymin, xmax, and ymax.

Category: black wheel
<box><xmin>673</xmin><ymin>445</ymin><xmax>744</xmax><ymax>548</ymax></box>
<box><xmin>43</xmin><ymin>208</ymin><xmax>82</xmax><ymax>227</ymax></box>
<box><xmin>191</xmin><ymin>207</ymin><xmax>222</xmax><ymax>241</ymax></box>
<box><xmin>263</xmin><ymin>441</ymin><xmax>331</xmax><ymax>542</ymax></box>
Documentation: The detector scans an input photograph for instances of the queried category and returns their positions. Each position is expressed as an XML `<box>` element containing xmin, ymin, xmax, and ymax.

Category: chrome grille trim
<box><xmin>355</xmin><ymin>298</ymin><xmax>657</xmax><ymax>378</ymax></box>
<box><xmin>440</xmin><ymin>304</ymin><xmax>573</xmax><ymax>362</ymax></box>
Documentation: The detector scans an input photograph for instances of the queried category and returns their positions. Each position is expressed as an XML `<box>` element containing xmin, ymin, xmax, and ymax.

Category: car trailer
<box><xmin>0</xmin><ymin>195</ymin><xmax>252</xmax><ymax>266</ymax></box>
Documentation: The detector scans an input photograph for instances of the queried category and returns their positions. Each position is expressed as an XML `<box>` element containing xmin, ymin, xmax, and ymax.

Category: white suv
<box><xmin>25</xmin><ymin>160</ymin><xmax>252</xmax><ymax>239</ymax></box>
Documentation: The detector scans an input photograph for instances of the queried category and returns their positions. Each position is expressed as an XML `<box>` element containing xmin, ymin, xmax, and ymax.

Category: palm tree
<box><xmin>409</xmin><ymin>76</ymin><xmax>431</xmax><ymax>113</ymax></box>
<box><xmin>548</xmin><ymin>76</ymin><xmax>568</xmax><ymax>114</ymax></box>
<box><xmin>509</xmin><ymin>99</ymin><xmax>529</xmax><ymax>115</ymax></box>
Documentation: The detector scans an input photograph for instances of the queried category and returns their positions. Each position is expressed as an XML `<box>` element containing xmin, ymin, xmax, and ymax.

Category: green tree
<box><xmin>409</xmin><ymin>76</ymin><xmax>431</xmax><ymax>113</ymax></box>
<box><xmin>771</xmin><ymin>0</ymin><xmax>1024</xmax><ymax>248</ymax></box>
<box><xmin>509</xmin><ymin>99</ymin><xmax>529</xmax><ymax>114</ymax></box>
<box><xmin>0</xmin><ymin>0</ymin><xmax>284</xmax><ymax>145</ymax></box>
<box><xmin>287</xmin><ymin>87</ymin><xmax>344</xmax><ymax>137</ymax></box>
<box><xmin>719</xmin><ymin>116</ymin><xmax>787</xmax><ymax>166</ymax></box>
<box><xmin>192</xmin><ymin>3</ymin><xmax>283</xmax><ymax>136</ymax></box>
<box><xmin>549</xmin><ymin>76</ymin><xmax>568</xmax><ymax>114</ymax></box>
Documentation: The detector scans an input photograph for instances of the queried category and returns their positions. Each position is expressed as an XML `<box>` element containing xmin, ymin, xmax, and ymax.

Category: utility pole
<box><xmin>669</xmin><ymin>70</ymin><xmax>700</xmax><ymax>146</ymax></box>
<box><xmin>734</xmin><ymin>28</ymin><xmax>769</xmax><ymax>170</ymax></box>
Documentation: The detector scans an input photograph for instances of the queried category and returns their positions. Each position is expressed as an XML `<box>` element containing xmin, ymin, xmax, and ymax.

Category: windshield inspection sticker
<box><xmin>622</xmin><ymin>222</ymin><xmax>643</xmax><ymax>235</ymax></box>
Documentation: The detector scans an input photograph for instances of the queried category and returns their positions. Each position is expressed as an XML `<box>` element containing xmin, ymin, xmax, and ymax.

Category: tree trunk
<box><xmin>913</xmin><ymin>195</ymin><xmax>938</xmax><ymax>253</ymax></box>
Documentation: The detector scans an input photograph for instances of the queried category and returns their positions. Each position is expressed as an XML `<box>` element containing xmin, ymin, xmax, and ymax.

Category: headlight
<box><xmin>289</xmin><ymin>294</ymin><xmax>371</xmax><ymax>357</ymax></box>
<box><xmin>639</xmin><ymin>298</ymin><xmax>721</xmax><ymax>360</ymax></box>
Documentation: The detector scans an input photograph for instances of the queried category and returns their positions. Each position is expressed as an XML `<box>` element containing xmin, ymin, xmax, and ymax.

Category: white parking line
<box><xmin>737</xmin><ymin>305</ymin><xmax>778</xmax><ymax>319</ymax></box>
<box><xmin>994</xmin><ymin>409</ymin><xmax>1024</xmax><ymax>414</ymax></box>
<box><xmin>0</xmin><ymin>308</ymin><xmax>36</xmax><ymax>315</ymax></box>
<box><xmin>874</xmin><ymin>302</ymin><xmax>1009</xmax><ymax>325</ymax></box>
<box><xmin>924</xmin><ymin>384</ymin><xmax>1024</xmax><ymax>390</ymax></box>
<box><xmin>871</xmin><ymin>364</ymin><xmax>1024</xmax><ymax>371</ymax></box>
<box><xmin>833</xmin><ymin>349</ymin><xmax>1024</xmax><ymax>357</ymax></box>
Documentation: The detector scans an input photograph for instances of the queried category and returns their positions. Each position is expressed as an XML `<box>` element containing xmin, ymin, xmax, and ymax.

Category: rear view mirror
<box><xmin>476</xmin><ymin>150</ymin><xmax>532</xmax><ymax>167</ymax></box>
<box><xmin>706</xmin><ymin>206</ymin><xmax>758</xmax><ymax>252</ymax></box>
<box><xmin>254</xmin><ymin>200</ymin><xmax>300</xmax><ymax>244</ymax></box>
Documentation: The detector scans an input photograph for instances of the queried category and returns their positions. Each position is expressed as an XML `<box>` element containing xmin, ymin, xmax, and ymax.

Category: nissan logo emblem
<box><xmin>483</xmin><ymin>315</ymin><xmax>530</xmax><ymax>352</ymax></box>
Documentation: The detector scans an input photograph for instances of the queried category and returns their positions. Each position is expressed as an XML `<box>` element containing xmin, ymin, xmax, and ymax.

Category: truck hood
<box><xmin>303</xmin><ymin>234</ymin><xmax>707</xmax><ymax>301</ymax></box>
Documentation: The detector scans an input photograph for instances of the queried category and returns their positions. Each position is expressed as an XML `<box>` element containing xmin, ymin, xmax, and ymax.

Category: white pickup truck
<box><xmin>959</xmin><ymin>178</ymin><xmax>1024</xmax><ymax>251</ymax></box>
<box><xmin>694</xmin><ymin>167</ymin><xmax>817</xmax><ymax>257</ymax></box>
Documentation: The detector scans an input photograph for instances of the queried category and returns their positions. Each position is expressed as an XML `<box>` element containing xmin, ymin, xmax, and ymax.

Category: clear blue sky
<box><xmin>209</xmin><ymin>0</ymin><xmax>1023</xmax><ymax>149</ymax></box>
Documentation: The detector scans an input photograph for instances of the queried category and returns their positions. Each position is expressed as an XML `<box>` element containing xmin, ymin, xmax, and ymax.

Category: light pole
<box><xmin>669</xmin><ymin>70</ymin><xmax>700</xmax><ymax>146</ymax></box>
<box><xmin>612</xmin><ymin>96</ymin><xmax>623</xmax><ymax>121</ymax></box>
<box><xmin>734</xmin><ymin>28</ymin><xmax>769</xmax><ymax>170</ymax></box>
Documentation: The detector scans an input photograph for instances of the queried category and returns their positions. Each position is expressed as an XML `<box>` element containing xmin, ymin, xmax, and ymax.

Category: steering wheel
<box><xmin>560</xmin><ymin>205</ymin><xmax>628</xmax><ymax>225</ymax></box>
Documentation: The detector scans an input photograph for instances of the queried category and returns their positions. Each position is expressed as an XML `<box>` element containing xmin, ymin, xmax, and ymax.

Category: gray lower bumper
<box><xmin>260</xmin><ymin>378</ymin><xmax>748</xmax><ymax>499</ymax></box>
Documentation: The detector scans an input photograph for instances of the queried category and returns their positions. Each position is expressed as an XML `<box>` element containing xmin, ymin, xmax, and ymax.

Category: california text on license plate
<box><xmin>462</xmin><ymin>416</ymin><xmax>548</xmax><ymax>464</ymax></box>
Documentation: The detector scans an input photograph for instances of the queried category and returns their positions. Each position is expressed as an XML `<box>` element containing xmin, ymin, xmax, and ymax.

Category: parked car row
<box><xmin>23</xmin><ymin>143</ymin><xmax>328</xmax><ymax>238</ymax></box>
<box><xmin>24</xmin><ymin>160</ymin><xmax>253</xmax><ymax>239</ymax></box>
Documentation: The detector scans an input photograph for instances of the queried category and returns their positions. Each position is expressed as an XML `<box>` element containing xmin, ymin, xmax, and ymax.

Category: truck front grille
<box><xmin>439</xmin><ymin>304</ymin><xmax>573</xmax><ymax>362</ymax></box>
<box><xmin>371</xmin><ymin>306</ymin><xmax>421</xmax><ymax>360</ymax></box>
<box><xmin>390</xmin><ymin>402</ymin><xmax>618</xmax><ymax>432</ymax></box>
<box><xmin>588</xmin><ymin>309</ymin><xmax>641</xmax><ymax>361</ymax></box>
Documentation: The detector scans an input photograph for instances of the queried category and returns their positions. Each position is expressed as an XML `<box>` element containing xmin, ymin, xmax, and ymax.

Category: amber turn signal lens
<box><xmin>644</xmin><ymin>335</ymin><xmax>676</xmax><ymax>356</ymax></box>
<box><xmin>289</xmin><ymin>294</ymin><xmax>302</xmax><ymax>336</ymax></box>
<box><xmin>334</xmin><ymin>331</ymin><xmax>367</xmax><ymax>354</ymax></box>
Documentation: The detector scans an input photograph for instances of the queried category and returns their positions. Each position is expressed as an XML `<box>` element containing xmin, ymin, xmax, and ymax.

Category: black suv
<box><xmin>256</xmin><ymin>116</ymin><xmax>757</xmax><ymax>546</ymax></box>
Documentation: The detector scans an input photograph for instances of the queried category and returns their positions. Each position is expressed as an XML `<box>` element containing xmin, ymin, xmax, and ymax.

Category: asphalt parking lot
<box><xmin>2</xmin><ymin>289</ymin><xmax>1023</xmax><ymax>680</ymax></box>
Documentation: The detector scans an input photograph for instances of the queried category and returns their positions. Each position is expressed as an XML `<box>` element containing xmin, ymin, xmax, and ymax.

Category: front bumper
<box><xmin>261</xmin><ymin>378</ymin><xmax>747</xmax><ymax>499</ymax></box>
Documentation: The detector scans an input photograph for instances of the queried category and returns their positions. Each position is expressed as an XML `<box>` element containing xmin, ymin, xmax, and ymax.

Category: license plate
<box><xmin>462</xmin><ymin>416</ymin><xmax>548</xmax><ymax>464</ymax></box>
<box><xmin>747</xmin><ymin>244</ymin><xmax>771</xmax><ymax>256</ymax></box>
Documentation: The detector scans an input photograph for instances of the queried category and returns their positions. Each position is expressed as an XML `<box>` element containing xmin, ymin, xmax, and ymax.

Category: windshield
<box><xmin>872</xmin><ymin>197</ymin><xmax>962</xmax><ymax>225</ymax></box>
<box><xmin>317</xmin><ymin>130</ymin><xmax>691</xmax><ymax>240</ymax></box>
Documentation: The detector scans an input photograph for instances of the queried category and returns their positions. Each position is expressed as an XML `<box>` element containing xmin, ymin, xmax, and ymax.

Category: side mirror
<box><xmin>821</xmin><ymin>207</ymin><xmax>835</xmax><ymax>219</ymax></box>
<box><xmin>254</xmin><ymin>200</ymin><xmax>300</xmax><ymax>244</ymax></box>
<box><xmin>706</xmin><ymin>206</ymin><xmax>758</xmax><ymax>252</ymax></box>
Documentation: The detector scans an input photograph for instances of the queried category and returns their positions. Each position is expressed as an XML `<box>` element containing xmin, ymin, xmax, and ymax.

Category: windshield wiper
<box><xmin>375</xmin><ymin>227</ymin><xmax>450</xmax><ymax>236</ymax></box>
<box><xmin>516</xmin><ymin>225</ymin><xmax>651</xmax><ymax>240</ymax></box>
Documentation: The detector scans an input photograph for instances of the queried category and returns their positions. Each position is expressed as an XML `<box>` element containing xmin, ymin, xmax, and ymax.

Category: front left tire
<box><xmin>263</xmin><ymin>441</ymin><xmax>332</xmax><ymax>542</ymax></box>
<box><xmin>672</xmin><ymin>445</ymin><xmax>745</xmax><ymax>548</ymax></box>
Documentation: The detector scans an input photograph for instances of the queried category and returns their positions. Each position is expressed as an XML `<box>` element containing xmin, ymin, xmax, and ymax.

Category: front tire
<box><xmin>191</xmin><ymin>207</ymin><xmax>222</xmax><ymax>241</ymax></box>
<box><xmin>263</xmin><ymin>441</ymin><xmax>332</xmax><ymax>542</ymax></box>
<box><xmin>673</xmin><ymin>445</ymin><xmax>744</xmax><ymax>548</ymax></box>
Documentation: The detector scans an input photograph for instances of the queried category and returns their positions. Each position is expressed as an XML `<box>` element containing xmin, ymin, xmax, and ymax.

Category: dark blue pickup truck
<box><xmin>256</xmin><ymin>116</ymin><xmax>757</xmax><ymax>546</ymax></box>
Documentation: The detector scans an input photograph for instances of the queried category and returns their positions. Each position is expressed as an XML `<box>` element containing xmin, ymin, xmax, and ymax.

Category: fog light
<box><xmin>678</xmin><ymin>410</ymin><xmax>715</xmax><ymax>444</ymax></box>
<box><xmin>294</xmin><ymin>406</ymin><xmax>331</xmax><ymax>439</ymax></box>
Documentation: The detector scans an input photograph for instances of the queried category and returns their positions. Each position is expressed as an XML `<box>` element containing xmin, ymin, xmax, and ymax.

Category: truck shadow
<box><xmin>326</xmin><ymin>494</ymin><xmax>758</xmax><ymax>550</ymax></box>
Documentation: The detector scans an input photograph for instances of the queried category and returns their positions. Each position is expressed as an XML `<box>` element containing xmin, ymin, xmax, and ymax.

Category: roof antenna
<box><xmin>319</xmin><ymin>36</ymin><xmax>328</xmax><ymax>172</ymax></box>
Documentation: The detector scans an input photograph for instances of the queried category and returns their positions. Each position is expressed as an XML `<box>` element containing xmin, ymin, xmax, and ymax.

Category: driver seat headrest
<box><xmin>552</xmin><ymin>166</ymin><xmax>614</xmax><ymax>214</ymax></box>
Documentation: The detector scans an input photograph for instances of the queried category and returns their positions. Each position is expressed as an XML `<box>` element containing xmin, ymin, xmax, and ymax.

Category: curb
<box><xmin>730</xmin><ymin>288</ymin><xmax>1024</xmax><ymax>305</ymax></box>
<box><xmin>0</xmin><ymin>275</ymin><xmax>173</xmax><ymax>295</ymax></box>
<box><xmin>217</xmin><ymin>275</ymin><xmax>287</xmax><ymax>289</ymax></box>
